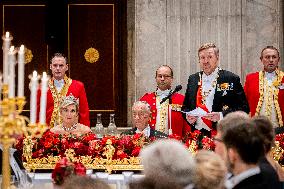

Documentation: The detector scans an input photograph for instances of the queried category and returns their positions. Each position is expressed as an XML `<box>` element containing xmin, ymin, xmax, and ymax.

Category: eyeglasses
<box><xmin>213</xmin><ymin>137</ymin><xmax>223</xmax><ymax>143</ymax></box>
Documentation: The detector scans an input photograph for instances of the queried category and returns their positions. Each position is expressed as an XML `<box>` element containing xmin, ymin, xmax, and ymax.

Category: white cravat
<box><xmin>156</xmin><ymin>89</ymin><xmax>171</xmax><ymax>134</ymax></box>
<box><xmin>135</xmin><ymin>125</ymin><xmax>151</xmax><ymax>137</ymax></box>
<box><xmin>195</xmin><ymin>68</ymin><xmax>219</xmax><ymax>131</ymax></box>
<box><xmin>54</xmin><ymin>79</ymin><xmax>64</xmax><ymax>92</ymax></box>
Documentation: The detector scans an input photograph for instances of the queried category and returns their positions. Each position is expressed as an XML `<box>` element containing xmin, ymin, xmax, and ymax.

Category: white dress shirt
<box><xmin>225</xmin><ymin>166</ymin><xmax>260</xmax><ymax>189</ymax></box>
<box><xmin>195</xmin><ymin>68</ymin><xmax>222</xmax><ymax>131</ymax></box>
<box><xmin>135</xmin><ymin>125</ymin><xmax>151</xmax><ymax>137</ymax></box>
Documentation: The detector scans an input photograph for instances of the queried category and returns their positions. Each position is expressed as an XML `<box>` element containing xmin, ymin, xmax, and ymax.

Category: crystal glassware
<box><xmin>107</xmin><ymin>114</ymin><xmax>117</xmax><ymax>136</ymax></box>
<box><xmin>94</xmin><ymin>113</ymin><xmax>104</xmax><ymax>138</ymax></box>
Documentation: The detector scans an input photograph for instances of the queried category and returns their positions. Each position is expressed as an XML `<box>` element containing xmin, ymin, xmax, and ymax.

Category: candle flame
<box><xmin>20</xmin><ymin>45</ymin><xmax>25</xmax><ymax>52</ymax></box>
<box><xmin>32</xmin><ymin>71</ymin><xmax>38</xmax><ymax>77</ymax></box>
<box><xmin>5</xmin><ymin>32</ymin><xmax>9</xmax><ymax>38</ymax></box>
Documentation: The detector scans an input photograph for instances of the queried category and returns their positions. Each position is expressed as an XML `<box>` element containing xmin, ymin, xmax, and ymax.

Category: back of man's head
<box><xmin>222</xmin><ymin>119</ymin><xmax>264</xmax><ymax>164</ymax></box>
<box><xmin>252</xmin><ymin>115</ymin><xmax>275</xmax><ymax>153</ymax></box>
<box><xmin>140</xmin><ymin>139</ymin><xmax>195</xmax><ymax>187</ymax></box>
<box><xmin>217</xmin><ymin>111</ymin><xmax>249</xmax><ymax>133</ymax></box>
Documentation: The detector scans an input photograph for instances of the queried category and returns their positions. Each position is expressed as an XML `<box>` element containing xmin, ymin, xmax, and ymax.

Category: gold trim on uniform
<box><xmin>255</xmin><ymin>70</ymin><xmax>284</xmax><ymax>126</ymax></box>
<box><xmin>156</xmin><ymin>96</ymin><xmax>168</xmax><ymax>133</ymax></box>
<box><xmin>171</xmin><ymin>104</ymin><xmax>182</xmax><ymax>111</ymax></box>
<box><xmin>49</xmin><ymin>75</ymin><xmax>72</xmax><ymax>127</ymax></box>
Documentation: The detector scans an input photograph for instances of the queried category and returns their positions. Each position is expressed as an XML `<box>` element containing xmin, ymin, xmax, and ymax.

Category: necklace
<box><xmin>199</xmin><ymin>70</ymin><xmax>219</xmax><ymax>105</ymax></box>
<box><xmin>62</xmin><ymin>123</ymin><xmax>77</xmax><ymax>131</ymax></box>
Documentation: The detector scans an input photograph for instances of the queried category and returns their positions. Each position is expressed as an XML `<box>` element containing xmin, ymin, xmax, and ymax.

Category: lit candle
<box><xmin>8</xmin><ymin>46</ymin><xmax>16</xmax><ymax>98</ymax></box>
<box><xmin>39</xmin><ymin>72</ymin><xmax>49</xmax><ymax>124</ymax></box>
<box><xmin>17</xmin><ymin>45</ymin><xmax>25</xmax><ymax>97</ymax></box>
<box><xmin>2</xmin><ymin>32</ymin><xmax>12</xmax><ymax>85</ymax></box>
<box><xmin>30</xmin><ymin>71</ymin><xmax>38</xmax><ymax>124</ymax></box>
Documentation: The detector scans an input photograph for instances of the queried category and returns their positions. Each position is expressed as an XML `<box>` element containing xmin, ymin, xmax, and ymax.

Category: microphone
<box><xmin>160</xmin><ymin>85</ymin><xmax>182</xmax><ymax>104</ymax></box>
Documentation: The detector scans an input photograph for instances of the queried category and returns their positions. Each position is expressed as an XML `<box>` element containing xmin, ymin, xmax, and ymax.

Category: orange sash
<box><xmin>196</xmin><ymin>84</ymin><xmax>213</xmax><ymax>130</ymax></box>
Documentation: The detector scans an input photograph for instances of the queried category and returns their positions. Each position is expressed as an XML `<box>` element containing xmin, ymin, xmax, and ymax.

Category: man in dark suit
<box><xmin>183</xmin><ymin>43</ymin><xmax>249</xmax><ymax>136</ymax></box>
<box><xmin>122</xmin><ymin>101</ymin><xmax>168</xmax><ymax>138</ymax></box>
<box><xmin>222</xmin><ymin>117</ymin><xmax>277</xmax><ymax>189</ymax></box>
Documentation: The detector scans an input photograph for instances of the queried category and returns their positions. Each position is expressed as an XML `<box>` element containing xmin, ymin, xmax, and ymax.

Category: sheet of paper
<box><xmin>182</xmin><ymin>107</ymin><xmax>207</xmax><ymax>117</ymax></box>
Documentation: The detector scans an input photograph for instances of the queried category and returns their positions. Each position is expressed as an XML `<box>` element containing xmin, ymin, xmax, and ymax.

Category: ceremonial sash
<box><xmin>196</xmin><ymin>84</ymin><xmax>213</xmax><ymax>130</ymax></box>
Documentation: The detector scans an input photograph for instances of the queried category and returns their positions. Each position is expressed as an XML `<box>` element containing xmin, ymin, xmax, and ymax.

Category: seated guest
<box><xmin>194</xmin><ymin>150</ymin><xmax>226</xmax><ymax>189</ymax></box>
<box><xmin>50</xmin><ymin>94</ymin><xmax>91</xmax><ymax>135</ymax></box>
<box><xmin>252</xmin><ymin>116</ymin><xmax>283</xmax><ymax>183</ymax></box>
<box><xmin>222</xmin><ymin>118</ymin><xmax>270</xmax><ymax>189</ymax></box>
<box><xmin>122</xmin><ymin>101</ymin><xmax>167</xmax><ymax>138</ymax></box>
<box><xmin>129</xmin><ymin>178</ymin><xmax>183</xmax><ymax>189</ymax></box>
<box><xmin>63</xmin><ymin>175</ymin><xmax>110</xmax><ymax>189</ymax></box>
<box><xmin>139</xmin><ymin>139</ymin><xmax>195</xmax><ymax>188</ymax></box>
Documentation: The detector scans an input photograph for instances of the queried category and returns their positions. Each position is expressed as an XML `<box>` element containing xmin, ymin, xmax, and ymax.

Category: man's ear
<box><xmin>66</xmin><ymin>64</ymin><xmax>69</xmax><ymax>71</ymax></box>
<box><xmin>227</xmin><ymin>148</ymin><xmax>237</xmax><ymax>163</ymax></box>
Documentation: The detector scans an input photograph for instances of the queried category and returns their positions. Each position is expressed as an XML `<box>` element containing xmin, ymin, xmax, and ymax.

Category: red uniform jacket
<box><xmin>37</xmin><ymin>79</ymin><xmax>90</xmax><ymax>127</ymax></box>
<box><xmin>140</xmin><ymin>92</ymin><xmax>191</xmax><ymax>137</ymax></box>
<box><xmin>244</xmin><ymin>71</ymin><xmax>284</xmax><ymax>126</ymax></box>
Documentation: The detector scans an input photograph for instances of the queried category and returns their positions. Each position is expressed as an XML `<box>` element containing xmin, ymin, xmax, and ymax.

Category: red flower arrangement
<box><xmin>183</xmin><ymin>130</ymin><xmax>215</xmax><ymax>151</ymax></box>
<box><xmin>15</xmin><ymin>130</ymin><xmax>215</xmax><ymax>162</ymax></box>
<box><xmin>274</xmin><ymin>133</ymin><xmax>284</xmax><ymax>165</ymax></box>
<box><xmin>15</xmin><ymin>131</ymin><xmax>153</xmax><ymax>160</ymax></box>
<box><xmin>51</xmin><ymin>157</ymin><xmax>86</xmax><ymax>185</ymax></box>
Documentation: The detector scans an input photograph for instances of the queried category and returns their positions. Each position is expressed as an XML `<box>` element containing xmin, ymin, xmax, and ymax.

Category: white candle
<box><xmin>17</xmin><ymin>45</ymin><xmax>25</xmax><ymax>97</ymax></box>
<box><xmin>30</xmin><ymin>71</ymin><xmax>38</xmax><ymax>124</ymax></box>
<box><xmin>39</xmin><ymin>72</ymin><xmax>48</xmax><ymax>124</ymax></box>
<box><xmin>2</xmin><ymin>32</ymin><xmax>12</xmax><ymax>85</ymax></box>
<box><xmin>8</xmin><ymin>46</ymin><xmax>16</xmax><ymax>98</ymax></box>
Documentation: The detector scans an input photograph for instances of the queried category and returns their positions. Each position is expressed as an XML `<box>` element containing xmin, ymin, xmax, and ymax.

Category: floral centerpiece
<box><xmin>15</xmin><ymin>131</ymin><xmax>153</xmax><ymax>160</ymax></box>
<box><xmin>274</xmin><ymin>133</ymin><xmax>284</xmax><ymax>165</ymax></box>
<box><xmin>183</xmin><ymin>130</ymin><xmax>215</xmax><ymax>154</ymax></box>
<box><xmin>15</xmin><ymin>130</ymin><xmax>216</xmax><ymax>172</ymax></box>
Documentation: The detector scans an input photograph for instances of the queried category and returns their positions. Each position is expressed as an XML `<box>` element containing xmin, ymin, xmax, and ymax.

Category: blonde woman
<box><xmin>50</xmin><ymin>94</ymin><xmax>91</xmax><ymax>135</ymax></box>
<box><xmin>194</xmin><ymin>150</ymin><xmax>226</xmax><ymax>189</ymax></box>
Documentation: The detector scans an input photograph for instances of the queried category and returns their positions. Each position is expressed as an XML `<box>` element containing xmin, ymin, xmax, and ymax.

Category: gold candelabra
<box><xmin>0</xmin><ymin>84</ymin><xmax>47</xmax><ymax>189</ymax></box>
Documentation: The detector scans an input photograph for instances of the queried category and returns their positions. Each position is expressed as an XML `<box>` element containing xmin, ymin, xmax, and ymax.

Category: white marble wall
<box><xmin>127</xmin><ymin>0</ymin><xmax>283</xmax><ymax>125</ymax></box>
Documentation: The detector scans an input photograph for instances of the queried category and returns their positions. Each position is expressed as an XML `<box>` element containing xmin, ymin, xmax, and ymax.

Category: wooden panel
<box><xmin>0</xmin><ymin>4</ymin><xmax>48</xmax><ymax>111</ymax></box>
<box><xmin>68</xmin><ymin>2</ymin><xmax>127</xmax><ymax>127</ymax></box>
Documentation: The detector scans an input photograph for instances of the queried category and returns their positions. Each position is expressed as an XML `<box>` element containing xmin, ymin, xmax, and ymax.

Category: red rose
<box><xmin>131</xmin><ymin>147</ymin><xmax>141</xmax><ymax>157</ymax></box>
<box><xmin>116</xmin><ymin>149</ymin><xmax>128</xmax><ymax>159</ymax></box>
<box><xmin>74</xmin><ymin>162</ymin><xmax>86</xmax><ymax>176</ymax></box>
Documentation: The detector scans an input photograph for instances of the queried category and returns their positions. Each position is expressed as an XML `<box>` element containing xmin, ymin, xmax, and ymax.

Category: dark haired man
<box><xmin>140</xmin><ymin>65</ymin><xmax>190</xmax><ymax>137</ymax></box>
<box><xmin>222</xmin><ymin>118</ymin><xmax>274</xmax><ymax>189</ymax></box>
<box><xmin>37</xmin><ymin>53</ymin><xmax>90</xmax><ymax>127</ymax></box>
<box><xmin>244</xmin><ymin>46</ymin><xmax>284</xmax><ymax>127</ymax></box>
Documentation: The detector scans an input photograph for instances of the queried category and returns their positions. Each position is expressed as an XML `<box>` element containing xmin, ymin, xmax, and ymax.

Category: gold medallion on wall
<box><xmin>84</xmin><ymin>47</ymin><xmax>100</xmax><ymax>63</ymax></box>
<box><xmin>24</xmin><ymin>47</ymin><xmax>33</xmax><ymax>64</ymax></box>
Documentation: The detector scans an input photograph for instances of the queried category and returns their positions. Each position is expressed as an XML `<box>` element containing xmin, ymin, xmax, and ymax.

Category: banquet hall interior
<box><xmin>0</xmin><ymin>0</ymin><xmax>283</xmax><ymax>188</ymax></box>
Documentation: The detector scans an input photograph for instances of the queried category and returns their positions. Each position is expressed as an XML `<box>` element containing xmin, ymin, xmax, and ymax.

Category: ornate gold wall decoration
<box><xmin>84</xmin><ymin>47</ymin><xmax>99</xmax><ymax>63</ymax></box>
<box><xmin>25</xmin><ymin>47</ymin><xmax>33</xmax><ymax>64</ymax></box>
